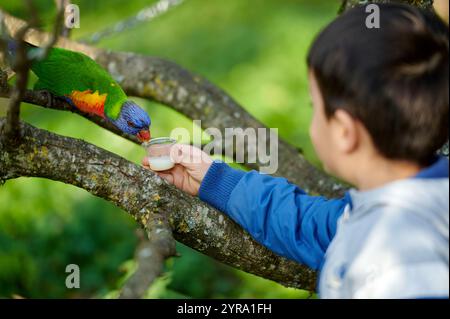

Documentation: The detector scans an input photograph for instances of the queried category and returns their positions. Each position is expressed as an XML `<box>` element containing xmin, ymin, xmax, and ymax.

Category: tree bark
<box><xmin>0</xmin><ymin>119</ymin><xmax>317</xmax><ymax>290</ymax></box>
<box><xmin>119</xmin><ymin>218</ymin><xmax>176</xmax><ymax>299</ymax></box>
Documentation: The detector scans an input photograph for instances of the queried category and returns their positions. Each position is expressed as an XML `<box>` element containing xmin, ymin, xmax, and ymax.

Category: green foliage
<box><xmin>0</xmin><ymin>178</ymin><xmax>138</xmax><ymax>298</ymax></box>
<box><xmin>0</xmin><ymin>0</ymin><xmax>338</xmax><ymax>298</ymax></box>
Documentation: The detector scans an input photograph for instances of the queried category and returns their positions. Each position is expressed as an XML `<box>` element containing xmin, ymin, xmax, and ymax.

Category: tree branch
<box><xmin>2</xmin><ymin>24</ymin><xmax>30</xmax><ymax>144</ymax></box>
<box><xmin>29</xmin><ymin>0</ymin><xmax>65</xmax><ymax>61</ymax></box>
<box><xmin>81</xmin><ymin>0</ymin><xmax>184</xmax><ymax>45</ymax></box>
<box><xmin>1</xmin><ymin>1</ymin><xmax>65</xmax><ymax>145</ymax></box>
<box><xmin>55</xmin><ymin>0</ymin><xmax>71</xmax><ymax>38</ymax></box>
<box><xmin>0</xmin><ymin>118</ymin><xmax>317</xmax><ymax>291</ymax></box>
<box><xmin>119</xmin><ymin>216</ymin><xmax>176</xmax><ymax>299</ymax></box>
<box><xmin>0</xmin><ymin>87</ymin><xmax>141</xmax><ymax>144</ymax></box>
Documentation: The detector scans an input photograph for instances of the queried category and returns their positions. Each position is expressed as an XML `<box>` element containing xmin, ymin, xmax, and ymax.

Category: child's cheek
<box><xmin>310</xmin><ymin>114</ymin><xmax>322</xmax><ymax>152</ymax></box>
<box><xmin>310</xmin><ymin>114</ymin><xmax>332</xmax><ymax>167</ymax></box>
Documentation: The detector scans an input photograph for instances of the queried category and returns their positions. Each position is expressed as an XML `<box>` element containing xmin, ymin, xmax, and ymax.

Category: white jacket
<box><xmin>319</xmin><ymin>162</ymin><xmax>449</xmax><ymax>298</ymax></box>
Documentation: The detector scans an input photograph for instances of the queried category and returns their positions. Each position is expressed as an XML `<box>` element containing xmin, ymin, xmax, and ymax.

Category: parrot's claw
<box><xmin>35</xmin><ymin>90</ymin><xmax>75</xmax><ymax>110</ymax></box>
<box><xmin>55</xmin><ymin>95</ymin><xmax>76</xmax><ymax>110</ymax></box>
<box><xmin>35</xmin><ymin>90</ymin><xmax>54</xmax><ymax>107</ymax></box>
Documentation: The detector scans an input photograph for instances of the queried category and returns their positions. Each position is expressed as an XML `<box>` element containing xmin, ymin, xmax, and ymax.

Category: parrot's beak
<box><xmin>137</xmin><ymin>129</ymin><xmax>151</xmax><ymax>142</ymax></box>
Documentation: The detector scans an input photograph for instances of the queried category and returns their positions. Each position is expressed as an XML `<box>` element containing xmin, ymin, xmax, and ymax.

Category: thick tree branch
<box><xmin>0</xmin><ymin>118</ymin><xmax>317</xmax><ymax>290</ymax></box>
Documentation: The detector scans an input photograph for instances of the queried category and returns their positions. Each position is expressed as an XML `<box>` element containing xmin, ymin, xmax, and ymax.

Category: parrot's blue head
<box><xmin>112</xmin><ymin>100</ymin><xmax>151</xmax><ymax>142</ymax></box>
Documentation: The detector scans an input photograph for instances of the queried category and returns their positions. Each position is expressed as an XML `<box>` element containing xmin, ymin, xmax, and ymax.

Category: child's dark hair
<box><xmin>307</xmin><ymin>3</ymin><xmax>448</xmax><ymax>165</ymax></box>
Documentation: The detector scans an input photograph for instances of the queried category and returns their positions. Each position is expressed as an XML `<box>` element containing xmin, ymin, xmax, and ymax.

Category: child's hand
<box><xmin>142</xmin><ymin>144</ymin><xmax>213</xmax><ymax>196</ymax></box>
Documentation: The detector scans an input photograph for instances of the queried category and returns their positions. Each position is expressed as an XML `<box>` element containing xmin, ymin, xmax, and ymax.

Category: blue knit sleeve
<box><xmin>199</xmin><ymin>160</ymin><xmax>348</xmax><ymax>269</ymax></box>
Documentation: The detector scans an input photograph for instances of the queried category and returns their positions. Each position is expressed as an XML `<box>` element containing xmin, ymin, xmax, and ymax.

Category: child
<box><xmin>143</xmin><ymin>4</ymin><xmax>449</xmax><ymax>298</ymax></box>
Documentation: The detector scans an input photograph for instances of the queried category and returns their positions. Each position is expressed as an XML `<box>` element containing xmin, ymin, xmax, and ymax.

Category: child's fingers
<box><xmin>142</xmin><ymin>157</ymin><xmax>149</xmax><ymax>166</ymax></box>
<box><xmin>156</xmin><ymin>172</ymin><xmax>174</xmax><ymax>184</ymax></box>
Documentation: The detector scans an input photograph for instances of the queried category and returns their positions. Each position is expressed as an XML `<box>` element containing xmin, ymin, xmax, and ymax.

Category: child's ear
<box><xmin>331</xmin><ymin>109</ymin><xmax>359</xmax><ymax>153</ymax></box>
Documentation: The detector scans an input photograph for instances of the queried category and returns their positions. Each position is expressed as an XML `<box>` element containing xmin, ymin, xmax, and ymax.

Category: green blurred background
<box><xmin>0</xmin><ymin>0</ymin><xmax>340</xmax><ymax>298</ymax></box>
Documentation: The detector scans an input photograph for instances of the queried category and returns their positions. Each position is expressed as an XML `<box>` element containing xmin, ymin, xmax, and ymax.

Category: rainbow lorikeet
<box><xmin>7</xmin><ymin>42</ymin><xmax>151</xmax><ymax>142</ymax></box>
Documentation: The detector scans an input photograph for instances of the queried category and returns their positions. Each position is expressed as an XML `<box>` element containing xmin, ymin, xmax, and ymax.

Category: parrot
<box><xmin>6</xmin><ymin>41</ymin><xmax>151</xmax><ymax>142</ymax></box>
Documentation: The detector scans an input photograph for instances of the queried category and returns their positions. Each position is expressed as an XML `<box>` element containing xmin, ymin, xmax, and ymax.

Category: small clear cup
<box><xmin>142</xmin><ymin>137</ymin><xmax>177</xmax><ymax>171</ymax></box>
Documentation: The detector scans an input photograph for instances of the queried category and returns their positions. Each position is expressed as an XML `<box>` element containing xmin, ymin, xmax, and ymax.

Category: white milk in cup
<box><xmin>142</xmin><ymin>137</ymin><xmax>177</xmax><ymax>171</ymax></box>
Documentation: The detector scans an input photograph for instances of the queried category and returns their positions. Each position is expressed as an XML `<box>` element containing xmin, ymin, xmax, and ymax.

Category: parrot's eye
<box><xmin>127</xmin><ymin>121</ymin><xmax>136</xmax><ymax>128</ymax></box>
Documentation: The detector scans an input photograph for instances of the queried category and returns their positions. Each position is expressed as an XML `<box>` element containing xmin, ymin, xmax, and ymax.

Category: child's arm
<box><xmin>143</xmin><ymin>144</ymin><xmax>349</xmax><ymax>270</ymax></box>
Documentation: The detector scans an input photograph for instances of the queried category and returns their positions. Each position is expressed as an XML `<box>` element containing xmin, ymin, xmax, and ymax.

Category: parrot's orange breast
<box><xmin>67</xmin><ymin>90</ymin><xmax>107</xmax><ymax>118</ymax></box>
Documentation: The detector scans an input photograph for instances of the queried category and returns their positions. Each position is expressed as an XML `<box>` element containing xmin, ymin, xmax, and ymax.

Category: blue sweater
<box><xmin>198</xmin><ymin>157</ymin><xmax>449</xmax><ymax>271</ymax></box>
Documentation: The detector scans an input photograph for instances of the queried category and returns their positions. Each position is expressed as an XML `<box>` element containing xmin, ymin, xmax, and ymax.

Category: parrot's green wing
<box><xmin>31</xmin><ymin>47</ymin><xmax>127</xmax><ymax>119</ymax></box>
